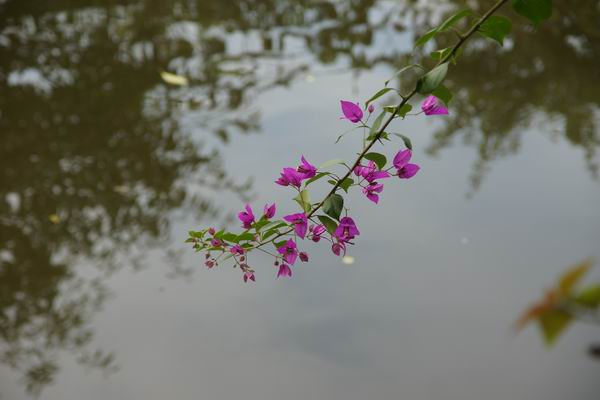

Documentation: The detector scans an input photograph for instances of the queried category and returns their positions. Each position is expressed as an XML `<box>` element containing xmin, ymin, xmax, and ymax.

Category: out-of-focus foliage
<box><xmin>516</xmin><ymin>259</ymin><xmax>600</xmax><ymax>346</ymax></box>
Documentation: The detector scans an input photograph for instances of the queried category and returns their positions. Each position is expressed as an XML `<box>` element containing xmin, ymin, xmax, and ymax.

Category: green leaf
<box><xmin>398</xmin><ymin>103</ymin><xmax>413</xmax><ymax>118</ymax></box>
<box><xmin>394</xmin><ymin>133</ymin><xmax>413</xmax><ymax>150</ymax></box>
<box><xmin>368</xmin><ymin>110</ymin><xmax>386</xmax><ymax>138</ymax></box>
<box><xmin>512</xmin><ymin>0</ymin><xmax>552</xmax><ymax>26</ymax></box>
<box><xmin>417</xmin><ymin>62</ymin><xmax>448</xmax><ymax>94</ymax></box>
<box><xmin>415</xmin><ymin>9</ymin><xmax>472</xmax><ymax>48</ymax></box>
<box><xmin>221</xmin><ymin>232</ymin><xmax>238</xmax><ymax>243</ymax></box>
<box><xmin>365</xmin><ymin>88</ymin><xmax>394</xmax><ymax>109</ymax></box>
<box><xmin>261</xmin><ymin>220</ymin><xmax>286</xmax><ymax>232</ymax></box>
<box><xmin>573</xmin><ymin>285</ymin><xmax>600</xmax><ymax>309</ymax></box>
<box><xmin>338</xmin><ymin>178</ymin><xmax>354</xmax><ymax>193</ymax></box>
<box><xmin>364</xmin><ymin>152</ymin><xmax>387</xmax><ymax>169</ymax></box>
<box><xmin>273</xmin><ymin>240</ymin><xmax>287</xmax><ymax>249</ymax></box>
<box><xmin>478</xmin><ymin>16</ymin><xmax>512</xmax><ymax>45</ymax></box>
<box><xmin>431</xmin><ymin>85</ymin><xmax>453</xmax><ymax>106</ymax></box>
<box><xmin>236</xmin><ymin>232</ymin><xmax>255</xmax><ymax>242</ymax></box>
<box><xmin>438</xmin><ymin>9</ymin><xmax>473</xmax><ymax>32</ymax></box>
<box><xmin>430</xmin><ymin>48</ymin><xmax>452</xmax><ymax>61</ymax></box>
<box><xmin>382</xmin><ymin>103</ymin><xmax>413</xmax><ymax>118</ymax></box>
<box><xmin>384</xmin><ymin>64</ymin><xmax>424</xmax><ymax>86</ymax></box>
<box><xmin>537</xmin><ymin>309</ymin><xmax>573</xmax><ymax>346</ymax></box>
<box><xmin>304</xmin><ymin>172</ymin><xmax>329</xmax><ymax>186</ymax></box>
<box><xmin>188</xmin><ymin>230</ymin><xmax>204</xmax><ymax>239</ymax></box>
<box><xmin>317</xmin><ymin>215</ymin><xmax>338</xmax><ymax>235</ymax></box>
<box><xmin>252</xmin><ymin>219</ymin><xmax>270</xmax><ymax>231</ymax></box>
<box><xmin>294</xmin><ymin>189</ymin><xmax>311</xmax><ymax>213</ymax></box>
<box><xmin>262</xmin><ymin>229</ymin><xmax>280</xmax><ymax>240</ymax></box>
<box><xmin>414</xmin><ymin>28</ymin><xmax>438</xmax><ymax>48</ymax></box>
<box><xmin>323</xmin><ymin>194</ymin><xmax>344</xmax><ymax>221</ymax></box>
<box><xmin>319</xmin><ymin>159</ymin><xmax>345</xmax><ymax>169</ymax></box>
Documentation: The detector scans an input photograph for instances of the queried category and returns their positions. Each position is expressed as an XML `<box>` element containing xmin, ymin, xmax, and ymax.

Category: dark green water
<box><xmin>1</xmin><ymin>0</ymin><xmax>599</xmax><ymax>398</ymax></box>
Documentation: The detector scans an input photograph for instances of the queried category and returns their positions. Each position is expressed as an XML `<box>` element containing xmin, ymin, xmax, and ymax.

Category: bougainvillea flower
<box><xmin>340</xmin><ymin>100</ymin><xmax>363</xmax><ymax>123</ymax></box>
<box><xmin>331</xmin><ymin>241</ymin><xmax>346</xmax><ymax>256</ymax></box>
<box><xmin>334</xmin><ymin>217</ymin><xmax>360</xmax><ymax>242</ymax></box>
<box><xmin>283</xmin><ymin>212</ymin><xmax>308</xmax><ymax>239</ymax></box>
<box><xmin>297</xmin><ymin>156</ymin><xmax>317</xmax><ymax>180</ymax></box>
<box><xmin>421</xmin><ymin>95</ymin><xmax>448</xmax><ymax>116</ymax></box>
<box><xmin>310</xmin><ymin>224</ymin><xmax>326</xmax><ymax>242</ymax></box>
<box><xmin>275</xmin><ymin>167</ymin><xmax>304</xmax><ymax>187</ymax></box>
<box><xmin>238</xmin><ymin>204</ymin><xmax>255</xmax><ymax>229</ymax></box>
<box><xmin>205</xmin><ymin>260</ymin><xmax>215</xmax><ymax>269</ymax></box>
<box><xmin>393</xmin><ymin>149</ymin><xmax>420</xmax><ymax>179</ymax></box>
<box><xmin>211</xmin><ymin>238</ymin><xmax>224</xmax><ymax>248</ymax></box>
<box><xmin>263</xmin><ymin>203</ymin><xmax>276</xmax><ymax>219</ymax></box>
<box><xmin>362</xmin><ymin>182</ymin><xmax>384</xmax><ymax>204</ymax></box>
<box><xmin>299</xmin><ymin>252</ymin><xmax>309</xmax><ymax>262</ymax></box>
<box><xmin>208</xmin><ymin>227</ymin><xmax>216</xmax><ymax>235</ymax></box>
<box><xmin>277</xmin><ymin>263</ymin><xmax>293</xmax><ymax>278</ymax></box>
<box><xmin>368</xmin><ymin>104</ymin><xmax>375</xmax><ymax>114</ymax></box>
<box><xmin>243</xmin><ymin>271</ymin><xmax>256</xmax><ymax>282</ymax></box>
<box><xmin>277</xmin><ymin>239</ymin><xmax>298</xmax><ymax>264</ymax></box>
<box><xmin>229</xmin><ymin>244</ymin><xmax>245</xmax><ymax>255</ymax></box>
<box><xmin>354</xmin><ymin>161</ymin><xmax>390</xmax><ymax>183</ymax></box>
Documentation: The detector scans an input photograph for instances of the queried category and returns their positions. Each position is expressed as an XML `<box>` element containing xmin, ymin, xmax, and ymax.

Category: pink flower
<box><xmin>362</xmin><ymin>182</ymin><xmax>384</xmax><ymax>204</ymax></box>
<box><xmin>229</xmin><ymin>244</ymin><xmax>245</xmax><ymax>255</ymax></box>
<box><xmin>208</xmin><ymin>227</ymin><xmax>216</xmax><ymax>235</ymax></box>
<box><xmin>340</xmin><ymin>100</ymin><xmax>363</xmax><ymax>123</ymax></box>
<box><xmin>277</xmin><ymin>239</ymin><xmax>298</xmax><ymax>264</ymax></box>
<box><xmin>297</xmin><ymin>156</ymin><xmax>317</xmax><ymax>179</ymax></box>
<box><xmin>277</xmin><ymin>263</ymin><xmax>293</xmax><ymax>278</ymax></box>
<box><xmin>275</xmin><ymin>167</ymin><xmax>304</xmax><ymax>188</ymax></box>
<box><xmin>238</xmin><ymin>204</ymin><xmax>255</xmax><ymax>229</ymax></box>
<box><xmin>393</xmin><ymin>149</ymin><xmax>420</xmax><ymax>179</ymax></box>
<box><xmin>353</xmin><ymin>160</ymin><xmax>390</xmax><ymax>183</ymax></box>
<box><xmin>283</xmin><ymin>212</ymin><xmax>308</xmax><ymax>239</ymax></box>
<box><xmin>299</xmin><ymin>252</ymin><xmax>309</xmax><ymax>262</ymax></box>
<box><xmin>263</xmin><ymin>203</ymin><xmax>276</xmax><ymax>219</ymax></box>
<box><xmin>211</xmin><ymin>238</ymin><xmax>223</xmax><ymax>248</ymax></box>
<box><xmin>309</xmin><ymin>224</ymin><xmax>326</xmax><ymax>242</ymax></box>
<box><xmin>334</xmin><ymin>217</ymin><xmax>360</xmax><ymax>242</ymax></box>
<box><xmin>331</xmin><ymin>241</ymin><xmax>346</xmax><ymax>256</ymax></box>
<box><xmin>205</xmin><ymin>260</ymin><xmax>215</xmax><ymax>269</ymax></box>
<box><xmin>421</xmin><ymin>95</ymin><xmax>448</xmax><ymax>116</ymax></box>
<box><xmin>243</xmin><ymin>271</ymin><xmax>255</xmax><ymax>282</ymax></box>
<box><xmin>368</xmin><ymin>104</ymin><xmax>375</xmax><ymax>113</ymax></box>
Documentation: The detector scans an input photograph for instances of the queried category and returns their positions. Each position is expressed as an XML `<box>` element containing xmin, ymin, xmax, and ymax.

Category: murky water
<box><xmin>1</xmin><ymin>1</ymin><xmax>599</xmax><ymax>398</ymax></box>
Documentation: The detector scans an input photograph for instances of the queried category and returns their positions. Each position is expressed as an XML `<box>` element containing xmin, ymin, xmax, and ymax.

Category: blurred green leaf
<box><xmin>294</xmin><ymin>189</ymin><xmax>311</xmax><ymax>213</ymax></box>
<box><xmin>432</xmin><ymin>85</ymin><xmax>453</xmax><ymax>106</ymax></box>
<box><xmin>538</xmin><ymin>309</ymin><xmax>572</xmax><ymax>346</ymax></box>
<box><xmin>338</xmin><ymin>177</ymin><xmax>354</xmax><ymax>193</ymax></box>
<box><xmin>417</xmin><ymin>63</ymin><xmax>448</xmax><ymax>94</ymax></box>
<box><xmin>304</xmin><ymin>172</ymin><xmax>329</xmax><ymax>186</ymax></box>
<box><xmin>368</xmin><ymin>111</ymin><xmax>386</xmax><ymax>137</ymax></box>
<box><xmin>479</xmin><ymin>16</ymin><xmax>512</xmax><ymax>45</ymax></box>
<box><xmin>317</xmin><ymin>215</ymin><xmax>338</xmax><ymax>235</ymax></box>
<box><xmin>512</xmin><ymin>0</ymin><xmax>552</xmax><ymax>26</ymax></box>
<box><xmin>394</xmin><ymin>133</ymin><xmax>413</xmax><ymax>150</ymax></box>
<box><xmin>573</xmin><ymin>285</ymin><xmax>600</xmax><ymax>308</ymax></box>
<box><xmin>236</xmin><ymin>232</ymin><xmax>255</xmax><ymax>242</ymax></box>
<box><xmin>365</xmin><ymin>88</ymin><xmax>394</xmax><ymax>109</ymax></box>
<box><xmin>364</xmin><ymin>152</ymin><xmax>387</xmax><ymax>169</ymax></box>
<box><xmin>319</xmin><ymin>159</ymin><xmax>345</xmax><ymax>169</ymax></box>
<box><xmin>323</xmin><ymin>193</ymin><xmax>344</xmax><ymax>220</ymax></box>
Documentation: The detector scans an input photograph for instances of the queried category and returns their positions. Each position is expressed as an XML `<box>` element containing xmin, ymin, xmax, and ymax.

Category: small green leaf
<box><xmin>414</xmin><ymin>28</ymin><xmax>438</xmax><ymax>48</ymax></box>
<box><xmin>364</xmin><ymin>152</ymin><xmax>387</xmax><ymax>169</ymax></box>
<box><xmin>365</xmin><ymin>88</ymin><xmax>394</xmax><ymax>109</ymax></box>
<box><xmin>263</xmin><ymin>229</ymin><xmax>280</xmax><ymax>240</ymax></box>
<box><xmin>319</xmin><ymin>159</ymin><xmax>345</xmax><ymax>169</ymax></box>
<box><xmin>338</xmin><ymin>177</ymin><xmax>354</xmax><ymax>193</ymax></box>
<box><xmin>394</xmin><ymin>134</ymin><xmax>413</xmax><ymax>150</ymax></box>
<box><xmin>538</xmin><ymin>309</ymin><xmax>572</xmax><ymax>346</ymax></box>
<box><xmin>273</xmin><ymin>240</ymin><xmax>287</xmax><ymax>249</ymax></box>
<box><xmin>382</xmin><ymin>103</ymin><xmax>413</xmax><ymax>118</ymax></box>
<box><xmin>384</xmin><ymin>64</ymin><xmax>424</xmax><ymax>86</ymax></box>
<box><xmin>261</xmin><ymin>220</ymin><xmax>286</xmax><ymax>232</ymax></box>
<box><xmin>317</xmin><ymin>215</ymin><xmax>338</xmax><ymax>235</ymax></box>
<box><xmin>416</xmin><ymin>62</ymin><xmax>448</xmax><ymax>94</ymax></box>
<box><xmin>252</xmin><ymin>219</ymin><xmax>270</xmax><ymax>231</ymax></box>
<box><xmin>478</xmin><ymin>16</ymin><xmax>512</xmax><ymax>45</ymax></box>
<box><xmin>431</xmin><ymin>85</ymin><xmax>453</xmax><ymax>106</ymax></box>
<box><xmin>304</xmin><ymin>172</ymin><xmax>329</xmax><ymax>186</ymax></box>
<box><xmin>294</xmin><ymin>189</ymin><xmax>312</xmax><ymax>213</ymax></box>
<box><xmin>368</xmin><ymin>111</ymin><xmax>386</xmax><ymax>138</ymax></box>
<box><xmin>323</xmin><ymin>193</ymin><xmax>344</xmax><ymax>220</ymax></box>
<box><xmin>236</xmin><ymin>232</ymin><xmax>255</xmax><ymax>242</ymax></box>
<box><xmin>512</xmin><ymin>0</ymin><xmax>552</xmax><ymax>26</ymax></box>
<box><xmin>188</xmin><ymin>230</ymin><xmax>204</xmax><ymax>239</ymax></box>
<box><xmin>221</xmin><ymin>232</ymin><xmax>238</xmax><ymax>243</ymax></box>
<box><xmin>438</xmin><ymin>9</ymin><xmax>473</xmax><ymax>32</ymax></box>
<box><xmin>573</xmin><ymin>285</ymin><xmax>600</xmax><ymax>309</ymax></box>
<box><xmin>430</xmin><ymin>48</ymin><xmax>452</xmax><ymax>61</ymax></box>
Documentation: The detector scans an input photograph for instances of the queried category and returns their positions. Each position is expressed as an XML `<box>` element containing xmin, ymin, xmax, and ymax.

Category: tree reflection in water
<box><xmin>0</xmin><ymin>0</ymin><xmax>598</xmax><ymax>395</ymax></box>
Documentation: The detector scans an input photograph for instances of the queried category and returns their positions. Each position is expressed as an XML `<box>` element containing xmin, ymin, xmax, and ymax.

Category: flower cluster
<box><xmin>187</xmin><ymin>95</ymin><xmax>447</xmax><ymax>283</ymax></box>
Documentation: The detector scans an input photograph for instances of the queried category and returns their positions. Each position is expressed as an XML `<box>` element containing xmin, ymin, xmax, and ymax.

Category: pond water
<box><xmin>1</xmin><ymin>0</ymin><xmax>599</xmax><ymax>398</ymax></box>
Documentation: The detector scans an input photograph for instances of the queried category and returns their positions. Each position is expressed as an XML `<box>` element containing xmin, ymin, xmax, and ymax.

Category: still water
<box><xmin>1</xmin><ymin>0</ymin><xmax>599</xmax><ymax>398</ymax></box>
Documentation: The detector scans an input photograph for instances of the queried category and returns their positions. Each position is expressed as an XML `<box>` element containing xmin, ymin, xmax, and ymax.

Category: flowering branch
<box><xmin>188</xmin><ymin>0</ymin><xmax>554</xmax><ymax>282</ymax></box>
